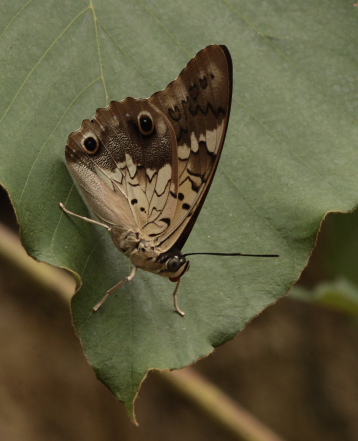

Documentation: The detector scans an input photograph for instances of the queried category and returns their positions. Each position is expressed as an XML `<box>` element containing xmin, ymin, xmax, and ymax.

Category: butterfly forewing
<box><xmin>148</xmin><ymin>45</ymin><xmax>232</xmax><ymax>250</ymax></box>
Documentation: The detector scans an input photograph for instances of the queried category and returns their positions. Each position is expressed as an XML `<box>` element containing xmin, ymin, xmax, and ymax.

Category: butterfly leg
<box><xmin>172</xmin><ymin>278</ymin><xmax>185</xmax><ymax>317</ymax></box>
<box><xmin>59</xmin><ymin>202</ymin><xmax>111</xmax><ymax>231</ymax></box>
<box><xmin>92</xmin><ymin>266</ymin><xmax>138</xmax><ymax>312</ymax></box>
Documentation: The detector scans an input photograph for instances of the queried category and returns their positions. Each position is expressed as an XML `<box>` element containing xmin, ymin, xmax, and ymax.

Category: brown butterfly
<box><xmin>60</xmin><ymin>45</ymin><xmax>277</xmax><ymax>316</ymax></box>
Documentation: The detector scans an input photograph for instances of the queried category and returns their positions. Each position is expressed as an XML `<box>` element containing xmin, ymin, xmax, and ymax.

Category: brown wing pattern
<box><xmin>149</xmin><ymin>45</ymin><xmax>232</xmax><ymax>250</ymax></box>
<box><xmin>65</xmin><ymin>45</ymin><xmax>232</xmax><ymax>250</ymax></box>
<box><xmin>66</xmin><ymin>98</ymin><xmax>179</xmax><ymax>238</ymax></box>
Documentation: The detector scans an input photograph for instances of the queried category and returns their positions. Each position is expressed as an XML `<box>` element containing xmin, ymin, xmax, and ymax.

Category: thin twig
<box><xmin>161</xmin><ymin>368</ymin><xmax>287</xmax><ymax>441</ymax></box>
<box><xmin>0</xmin><ymin>223</ymin><xmax>75</xmax><ymax>302</ymax></box>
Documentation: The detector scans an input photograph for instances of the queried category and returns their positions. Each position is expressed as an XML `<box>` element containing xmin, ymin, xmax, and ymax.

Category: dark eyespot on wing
<box><xmin>182</xmin><ymin>203</ymin><xmax>190</xmax><ymax>210</ymax></box>
<box><xmin>84</xmin><ymin>136</ymin><xmax>98</xmax><ymax>153</ymax></box>
<box><xmin>138</xmin><ymin>114</ymin><xmax>155</xmax><ymax>136</ymax></box>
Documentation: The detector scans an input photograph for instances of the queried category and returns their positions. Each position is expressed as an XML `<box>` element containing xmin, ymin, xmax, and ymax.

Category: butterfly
<box><xmin>60</xmin><ymin>45</ymin><xmax>277</xmax><ymax>316</ymax></box>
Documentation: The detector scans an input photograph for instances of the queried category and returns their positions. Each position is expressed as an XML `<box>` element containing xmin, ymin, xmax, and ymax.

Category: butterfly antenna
<box><xmin>183</xmin><ymin>252</ymin><xmax>279</xmax><ymax>258</ymax></box>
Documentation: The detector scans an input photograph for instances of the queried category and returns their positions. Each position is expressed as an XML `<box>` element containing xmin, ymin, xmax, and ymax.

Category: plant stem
<box><xmin>0</xmin><ymin>223</ymin><xmax>74</xmax><ymax>302</ymax></box>
<box><xmin>161</xmin><ymin>368</ymin><xmax>286</xmax><ymax>441</ymax></box>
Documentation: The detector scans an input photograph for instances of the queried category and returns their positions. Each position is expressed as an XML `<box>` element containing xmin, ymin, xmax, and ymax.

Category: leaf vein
<box><xmin>0</xmin><ymin>6</ymin><xmax>91</xmax><ymax>126</ymax></box>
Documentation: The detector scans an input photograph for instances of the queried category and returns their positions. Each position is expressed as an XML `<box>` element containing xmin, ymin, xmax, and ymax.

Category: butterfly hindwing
<box><xmin>66</xmin><ymin>98</ymin><xmax>179</xmax><ymax>239</ymax></box>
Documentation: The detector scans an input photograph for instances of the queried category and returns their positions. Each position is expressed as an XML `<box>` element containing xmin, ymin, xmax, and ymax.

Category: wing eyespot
<box><xmin>138</xmin><ymin>112</ymin><xmax>155</xmax><ymax>136</ymax></box>
<box><xmin>82</xmin><ymin>135</ymin><xmax>100</xmax><ymax>155</ymax></box>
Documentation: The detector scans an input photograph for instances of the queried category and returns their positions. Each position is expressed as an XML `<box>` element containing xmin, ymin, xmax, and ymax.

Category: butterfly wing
<box><xmin>65</xmin><ymin>45</ymin><xmax>232</xmax><ymax>253</ymax></box>
<box><xmin>66</xmin><ymin>97</ymin><xmax>181</xmax><ymax>240</ymax></box>
<box><xmin>149</xmin><ymin>44</ymin><xmax>233</xmax><ymax>250</ymax></box>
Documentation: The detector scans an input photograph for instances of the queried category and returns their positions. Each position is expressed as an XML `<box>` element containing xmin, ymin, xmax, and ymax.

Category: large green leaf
<box><xmin>1</xmin><ymin>0</ymin><xmax>358</xmax><ymax>419</ymax></box>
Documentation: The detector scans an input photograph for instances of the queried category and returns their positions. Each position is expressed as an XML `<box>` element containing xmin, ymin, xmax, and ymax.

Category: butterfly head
<box><xmin>156</xmin><ymin>247</ymin><xmax>190</xmax><ymax>281</ymax></box>
<box><xmin>128</xmin><ymin>240</ymin><xmax>190</xmax><ymax>281</ymax></box>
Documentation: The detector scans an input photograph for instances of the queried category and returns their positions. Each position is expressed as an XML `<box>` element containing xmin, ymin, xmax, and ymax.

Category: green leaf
<box><xmin>1</xmin><ymin>0</ymin><xmax>358</xmax><ymax>419</ymax></box>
